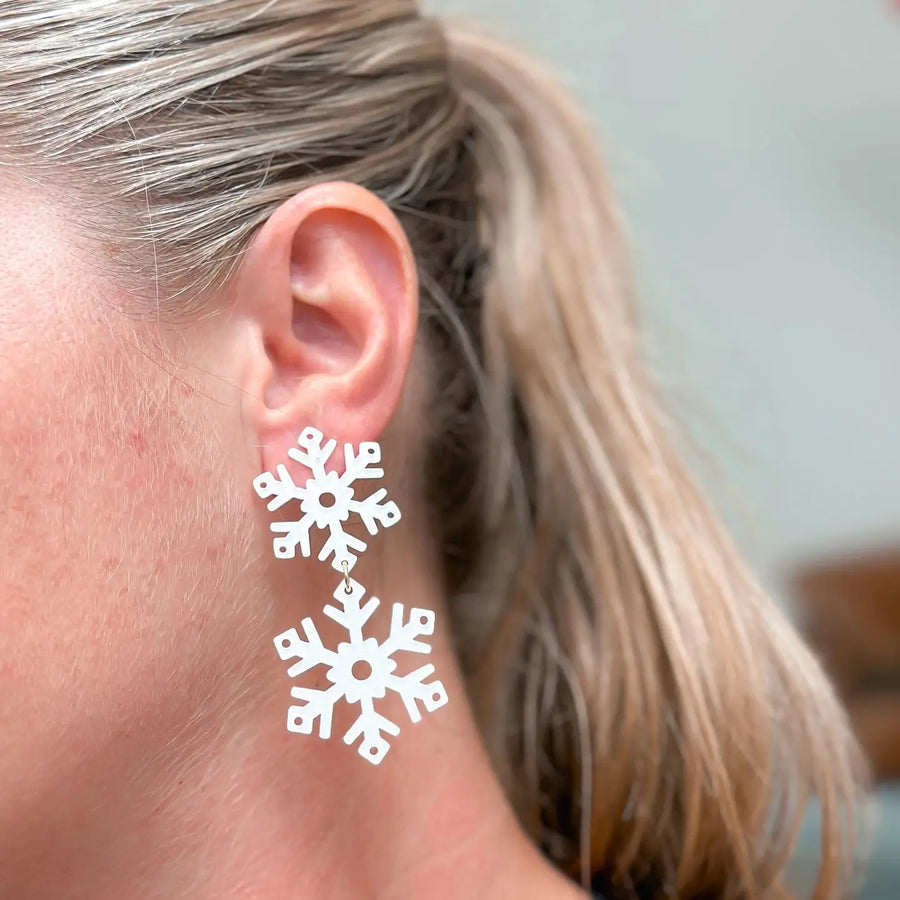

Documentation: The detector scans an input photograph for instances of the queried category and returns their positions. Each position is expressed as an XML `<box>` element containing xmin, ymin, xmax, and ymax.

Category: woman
<box><xmin>0</xmin><ymin>2</ymin><xmax>866</xmax><ymax>898</ymax></box>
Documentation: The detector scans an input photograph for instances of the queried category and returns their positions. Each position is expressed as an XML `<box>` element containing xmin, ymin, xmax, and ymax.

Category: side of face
<box><xmin>0</xmin><ymin>178</ymin><xmax>266</xmax><ymax>861</ymax></box>
<box><xmin>0</xmin><ymin>173</ymin><xmax>421</xmax><ymax>872</ymax></box>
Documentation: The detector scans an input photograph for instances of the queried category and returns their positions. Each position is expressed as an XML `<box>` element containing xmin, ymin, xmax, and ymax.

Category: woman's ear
<box><xmin>236</xmin><ymin>182</ymin><xmax>418</xmax><ymax>475</ymax></box>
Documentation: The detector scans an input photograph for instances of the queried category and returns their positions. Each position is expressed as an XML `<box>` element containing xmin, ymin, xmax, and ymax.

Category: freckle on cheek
<box><xmin>128</xmin><ymin>430</ymin><xmax>149</xmax><ymax>458</ymax></box>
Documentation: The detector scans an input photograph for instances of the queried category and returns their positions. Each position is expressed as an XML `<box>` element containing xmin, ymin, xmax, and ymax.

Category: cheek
<box><xmin>0</xmin><ymin>323</ymin><xmax>170</xmax><ymax>700</ymax></box>
<box><xmin>0</xmin><ymin>190</ymin><xmax>261</xmax><ymax>840</ymax></box>
<box><xmin>0</xmin><ymin>309</ymin><xmax>247</xmax><ymax>815</ymax></box>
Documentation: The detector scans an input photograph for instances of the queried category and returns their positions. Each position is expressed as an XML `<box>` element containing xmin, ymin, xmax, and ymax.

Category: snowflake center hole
<box><xmin>318</xmin><ymin>491</ymin><xmax>337</xmax><ymax>509</ymax></box>
<box><xmin>351</xmin><ymin>659</ymin><xmax>373</xmax><ymax>681</ymax></box>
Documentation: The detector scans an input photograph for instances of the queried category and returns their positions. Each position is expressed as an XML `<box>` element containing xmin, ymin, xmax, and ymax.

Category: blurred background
<box><xmin>428</xmin><ymin>0</ymin><xmax>899</xmax><ymax>895</ymax></box>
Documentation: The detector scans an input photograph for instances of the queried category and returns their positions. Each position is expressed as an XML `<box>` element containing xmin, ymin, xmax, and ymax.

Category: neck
<box><xmin>4</xmin><ymin>539</ymin><xmax>585</xmax><ymax>900</ymax></box>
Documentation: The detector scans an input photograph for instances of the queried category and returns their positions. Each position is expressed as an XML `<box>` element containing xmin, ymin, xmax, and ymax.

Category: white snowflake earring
<box><xmin>253</xmin><ymin>426</ymin><xmax>449</xmax><ymax>765</ymax></box>
<box><xmin>253</xmin><ymin>426</ymin><xmax>401</xmax><ymax>571</ymax></box>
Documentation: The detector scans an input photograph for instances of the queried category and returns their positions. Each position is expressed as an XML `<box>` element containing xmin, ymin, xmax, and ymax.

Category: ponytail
<box><xmin>436</xmin><ymin>23</ymin><xmax>866</xmax><ymax>898</ymax></box>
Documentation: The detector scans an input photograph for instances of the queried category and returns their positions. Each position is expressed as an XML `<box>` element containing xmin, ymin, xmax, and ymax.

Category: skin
<box><xmin>0</xmin><ymin>175</ymin><xmax>586</xmax><ymax>900</ymax></box>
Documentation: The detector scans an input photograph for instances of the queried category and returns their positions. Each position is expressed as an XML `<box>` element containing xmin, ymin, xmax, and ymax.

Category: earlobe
<box><xmin>236</xmin><ymin>182</ymin><xmax>418</xmax><ymax>475</ymax></box>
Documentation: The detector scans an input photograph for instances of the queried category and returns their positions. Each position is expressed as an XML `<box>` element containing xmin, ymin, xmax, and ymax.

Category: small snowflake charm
<box><xmin>253</xmin><ymin>427</ymin><xmax>401</xmax><ymax>572</ymax></box>
<box><xmin>274</xmin><ymin>577</ymin><xmax>449</xmax><ymax>764</ymax></box>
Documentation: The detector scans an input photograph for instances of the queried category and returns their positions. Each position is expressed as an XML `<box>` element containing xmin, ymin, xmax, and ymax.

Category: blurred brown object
<box><xmin>790</xmin><ymin>544</ymin><xmax>900</xmax><ymax>782</ymax></box>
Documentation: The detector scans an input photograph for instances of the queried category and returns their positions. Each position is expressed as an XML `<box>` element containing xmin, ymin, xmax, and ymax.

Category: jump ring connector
<box><xmin>341</xmin><ymin>560</ymin><xmax>353</xmax><ymax>595</ymax></box>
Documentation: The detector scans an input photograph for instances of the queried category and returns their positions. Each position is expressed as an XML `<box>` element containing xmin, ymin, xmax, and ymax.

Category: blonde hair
<box><xmin>0</xmin><ymin>2</ymin><xmax>867</xmax><ymax>896</ymax></box>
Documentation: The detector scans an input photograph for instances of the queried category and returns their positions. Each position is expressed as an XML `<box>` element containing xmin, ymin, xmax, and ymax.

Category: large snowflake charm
<box><xmin>274</xmin><ymin>577</ymin><xmax>449</xmax><ymax>764</ymax></box>
<box><xmin>253</xmin><ymin>427</ymin><xmax>401</xmax><ymax>572</ymax></box>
